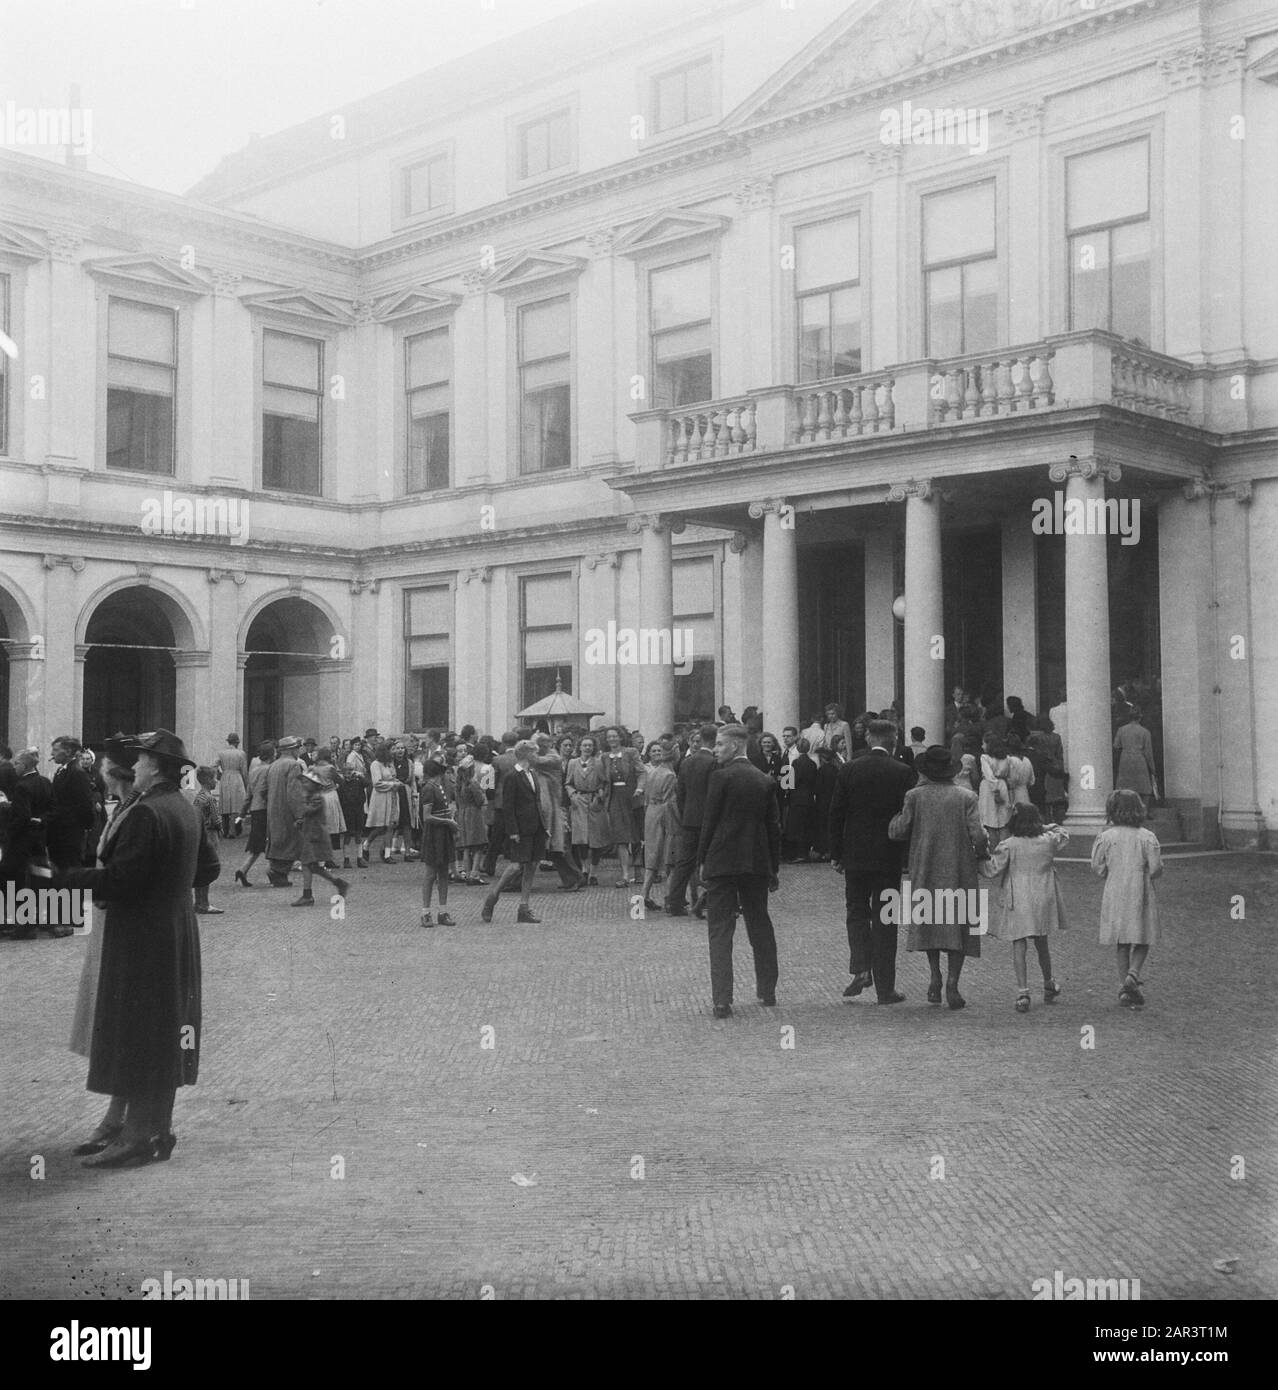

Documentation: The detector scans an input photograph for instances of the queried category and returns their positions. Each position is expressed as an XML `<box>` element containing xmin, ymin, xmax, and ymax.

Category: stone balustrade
<box><xmin>629</xmin><ymin>330</ymin><xmax>1202</xmax><ymax>470</ymax></box>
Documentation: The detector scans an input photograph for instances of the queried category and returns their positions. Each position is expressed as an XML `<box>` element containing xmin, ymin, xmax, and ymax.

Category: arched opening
<box><xmin>82</xmin><ymin>589</ymin><xmax>178</xmax><ymax>748</ymax></box>
<box><xmin>243</xmin><ymin>597</ymin><xmax>337</xmax><ymax>749</ymax></box>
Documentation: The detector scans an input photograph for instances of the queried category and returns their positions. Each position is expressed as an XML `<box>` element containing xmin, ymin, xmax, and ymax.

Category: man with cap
<box><xmin>697</xmin><ymin>724</ymin><xmax>782</xmax><ymax>1018</ymax></box>
<box><xmin>56</xmin><ymin>730</ymin><xmax>220</xmax><ymax>1166</ymax></box>
<box><xmin>264</xmin><ymin>736</ymin><xmax>307</xmax><ymax>887</ymax></box>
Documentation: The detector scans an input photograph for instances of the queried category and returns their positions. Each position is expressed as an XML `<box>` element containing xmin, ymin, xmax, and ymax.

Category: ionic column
<box><xmin>1049</xmin><ymin>457</ymin><xmax>1119</xmax><ymax>831</ymax></box>
<box><xmin>627</xmin><ymin>513</ymin><xmax>680</xmax><ymax>738</ymax></box>
<box><xmin>748</xmin><ymin>498</ymin><xmax>799</xmax><ymax>731</ymax></box>
<box><xmin>888</xmin><ymin>481</ymin><xmax>943</xmax><ymax>752</ymax></box>
<box><xmin>1001</xmin><ymin>509</ymin><xmax>1038</xmax><ymax>713</ymax></box>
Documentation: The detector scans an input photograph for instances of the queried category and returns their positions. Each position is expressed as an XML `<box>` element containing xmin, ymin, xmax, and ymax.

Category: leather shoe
<box><xmin>81</xmin><ymin>1135</ymin><xmax>161</xmax><ymax>1169</ymax></box>
<box><xmin>843</xmin><ymin>972</ymin><xmax>872</xmax><ymax>997</ymax></box>
<box><xmin>664</xmin><ymin>906</ymin><xmax>688</xmax><ymax>917</ymax></box>
<box><xmin>757</xmin><ymin>994</ymin><xmax>777</xmax><ymax>1007</ymax></box>
<box><xmin>876</xmin><ymin>991</ymin><xmax>907</xmax><ymax>1005</ymax></box>
<box><xmin>516</xmin><ymin>906</ymin><xmax>541</xmax><ymax>923</ymax></box>
<box><xmin>73</xmin><ymin>1122</ymin><xmax>124</xmax><ymax>1156</ymax></box>
<box><xmin>480</xmin><ymin>894</ymin><xmax>496</xmax><ymax>923</ymax></box>
<box><xmin>712</xmin><ymin>1004</ymin><xmax>732</xmax><ymax>1019</ymax></box>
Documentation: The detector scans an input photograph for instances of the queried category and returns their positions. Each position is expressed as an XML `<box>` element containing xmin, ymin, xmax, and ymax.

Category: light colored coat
<box><xmin>265</xmin><ymin>754</ymin><xmax>306</xmax><ymax>861</ymax></box>
<box><xmin>889</xmin><ymin>779</ymin><xmax>989</xmax><ymax>956</ymax></box>
<box><xmin>1091</xmin><ymin>824</ymin><xmax>1162</xmax><ymax>944</ymax></box>
<box><xmin>980</xmin><ymin>828</ymin><xmax>1069</xmax><ymax>940</ymax></box>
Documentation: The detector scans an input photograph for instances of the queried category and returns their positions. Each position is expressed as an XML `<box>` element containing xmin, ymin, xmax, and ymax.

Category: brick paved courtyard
<box><xmin>2</xmin><ymin>849</ymin><xmax>1275</xmax><ymax>1300</ymax></box>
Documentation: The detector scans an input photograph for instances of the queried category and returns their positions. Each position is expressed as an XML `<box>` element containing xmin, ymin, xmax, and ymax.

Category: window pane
<box><xmin>408</xmin><ymin>634</ymin><xmax>449</xmax><ymax>666</ymax></box>
<box><xmin>262</xmin><ymin>412</ymin><xmax>319</xmax><ymax>493</ymax></box>
<box><xmin>1069</xmin><ymin>230</ymin><xmax>1110</xmax><ymax>332</ymax></box>
<box><xmin>106</xmin><ymin>389</ymin><xmax>174</xmax><ymax>473</ymax></box>
<box><xmin>654</xmin><ymin>353</ymin><xmax>712</xmax><ymax>409</ymax></box>
<box><xmin>926</xmin><ymin>265</ymin><xmax>962</xmax><ymax>357</ymax></box>
<box><xmin>523</xmin><ymin>572</ymin><xmax>574</xmax><ymax>626</ymax></box>
<box><xmin>522</xmin><ymin>357</ymin><xmax>570</xmax><ymax>391</ymax></box>
<box><xmin>108</xmin><ymin>358</ymin><xmax>173</xmax><ymax>394</ymax></box>
<box><xmin>923</xmin><ymin>182</ymin><xmax>995</xmax><ymax>264</ymax></box>
<box><xmin>963</xmin><ymin>258</ymin><xmax>998</xmax><ymax>353</ymax></box>
<box><xmin>408</xmin><ymin>587</ymin><xmax>452</xmax><ymax>634</ymax></box>
<box><xmin>548</xmin><ymin>111</ymin><xmax>571</xmax><ymax>168</ymax></box>
<box><xmin>685</xmin><ymin>60</ymin><xmax>714</xmax><ymax>122</ymax></box>
<box><xmin>830</xmin><ymin>286</ymin><xmax>862</xmax><ymax>376</ymax></box>
<box><xmin>407</xmin><ymin>329</ymin><xmax>449</xmax><ymax>388</ymax></box>
<box><xmin>409</xmin><ymin>383</ymin><xmax>449</xmax><ymax>418</ymax></box>
<box><xmin>523</xmin><ymin>664</ymin><xmax>572</xmax><ymax>710</ymax></box>
<box><xmin>1068</xmin><ymin>140</ymin><xmax>1148</xmax><ymax>231</ymax></box>
<box><xmin>522</xmin><ymin>120</ymin><xmax>548</xmax><ymax>178</ymax></box>
<box><xmin>263</xmin><ymin>331</ymin><xmax>321</xmax><ymax>390</ymax></box>
<box><xmin>404</xmin><ymin>157</ymin><xmax>446</xmax><ymax>216</ymax></box>
<box><xmin>109</xmin><ymin>299</ymin><xmax>175</xmax><ymax>365</ymax></box>
<box><xmin>408</xmin><ymin>412</ymin><xmax>450</xmax><ymax>492</ymax></box>
<box><xmin>524</xmin><ymin>628</ymin><xmax>574</xmax><ymax>664</ymax></box>
<box><xmin>520</xmin><ymin>298</ymin><xmax>570</xmax><ymax>361</ymax></box>
<box><xmin>674</xmin><ymin>556</ymin><xmax>714</xmax><ymax>615</ymax></box>
<box><xmin>653</xmin><ymin>322</ymin><xmax>710</xmax><ymax>362</ymax></box>
<box><xmin>1111</xmin><ymin>220</ymin><xmax>1151</xmax><ymax>341</ymax></box>
<box><xmin>651</xmin><ymin>259</ymin><xmax>711</xmax><ymax>332</ymax></box>
<box><xmin>654</xmin><ymin>71</ymin><xmax>685</xmax><ymax>132</ymax></box>
<box><xmin>263</xmin><ymin>384</ymin><xmax>319</xmax><ymax>421</ymax></box>
<box><xmin>521</xmin><ymin>382</ymin><xmax>571</xmax><ymax>472</ymax></box>
<box><xmin>409</xmin><ymin>666</ymin><xmax>450</xmax><ymax>729</ymax></box>
<box><xmin>796</xmin><ymin>216</ymin><xmax>859</xmax><ymax>292</ymax></box>
<box><xmin>798</xmin><ymin>294</ymin><xmax>829</xmax><ymax>382</ymax></box>
<box><xmin>673</xmin><ymin>656</ymin><xmax>715</xmax><ymax>724</ymax></box>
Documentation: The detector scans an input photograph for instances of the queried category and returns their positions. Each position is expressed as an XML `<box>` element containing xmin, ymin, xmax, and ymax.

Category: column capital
<box><xmin>885</xmin><ymin>479</ymin><xmax>933</xmax><ymax>503</ymax></box>
<box><xmin>582</xmin><ymin>552</ymin><xmax>619</xmax><ymax>571</ymax></box>
<box><xmin>728</xmin><ymin>532</ymin><xmax>749</xmax><ymax>554</ymax></box>
<box><xmin>207</xmin><ymin>567</ymin><xmax>248</xmax><ymax>585</ymax></box>
<box><xmin>1003</xmin><ymin>100</ymin><xmax>1045</xmax><ymax>139</ymax></box>
<box><xmin>74</xmin><ymin>643</ymin><xmax>91</xmax><ymax>662</ymax></box>
<box><xmin>864</xmin><ymin>147</ymin><xmax>903</xmax><ymax>178</ymax></box>
<box><xmin>1224</xmin><ymin>480</ymin><xmax>1252</xmax><ymax>505</ymax></box>
<box><xmin>46</xmin><ymin>228</ymin><xmax>81</xmax><ymax>262</ymax></box>
<box><xmin>626</xmin><ymin>512</ymin><xmax>685</xmax><ymax>536</ymax></box>
<box><xmin>236</xmin><ymin>651</ymin><xmax>251</xmax><ymax>670</ymax></box>
<box><xmin>458</xmin><ymin>566</ymin><xmax>492</xmax><ymax>584</ymax></box>
<box><xmin>1157</xmin><ymin>41</ymin><xmax>1246</xmax><ymax>91</ymax></box>
<box><xmin>173</xmin><ymin>650</ymin><xmax>212</xmax><ymax>669</ymax></box>
<box><xmin>731</xmin><ymin>175</ymin><xmax>774</xmax><ymax>211</ymax></box>
<box><xmin>747</xmin><ymin>497</ymin><xmax>789</xmax><ymax>519</ymax></box>
<box><xmin>348</xmin><ymin>576</ymin><xmax>381</xmax><ymax>594</ymax></box>
<box><xmin>1048</xmin><ymin>455</ymin><xmax>1120</xmax><ymax>484</ymax></box>
<box><xmin>211</xmin><ymin>269</ymin><xmax>243</xmax><ymax>298</ymax></box>
<box><xmin>461</xmin><ymin>270</ymin><xmax>488</xmax><ymax>297</ymax></box>
<box><xmin>351</xmin><ymin>299</ymin><xmax>377</xmax><ymax>324</ymax></box>
<box><xmin>585</xmin><ymin>228</ymin><xmax>616</xmax><ymax>258</ymax></box>
<box><xmin>1180</xmin><ymin>477</ymin><xmax>1212</xmax><ymax>502</ymax></box>
<box><xmin>43</xmin><ymin>553</ymin><xmax>86</xmax><ymax>572</ymax></box>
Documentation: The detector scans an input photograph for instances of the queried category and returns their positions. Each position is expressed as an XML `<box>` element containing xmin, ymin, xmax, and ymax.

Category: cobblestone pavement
<box><xmin>2</xmin><ymin>848</ymin><xmax>1275</xmax><ymax>1300</ymax></box>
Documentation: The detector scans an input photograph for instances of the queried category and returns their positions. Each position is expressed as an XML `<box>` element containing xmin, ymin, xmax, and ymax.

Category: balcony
<box><xmin>631</xmin><ymin>331</ymin><xmax>1202</xmax><ymax>470</ymax></box>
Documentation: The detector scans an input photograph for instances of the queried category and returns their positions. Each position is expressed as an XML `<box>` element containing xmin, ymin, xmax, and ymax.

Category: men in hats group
<box><xmin>56</xmin><ymin>730</ymin><xmax>220</xmax><ymax>1167</ymax></box>
<box><xmin>696</xmin><ymin>724</ymin><xmax>782</xmax><ymax>1018</ymax></box>
<box><xmin>829</xmin><ymin>719</ymin><xmax>918</xmax><ymax>1004</ymax></box>
<box><xmin>264</xmin><ymin>735</ymin><xmax>307</xmax><ymax>887</ymax></box>
<box><xmin>888</xmin><ymin>745</ymin><xmax>990</xmax><ymax>1010</ymax></box>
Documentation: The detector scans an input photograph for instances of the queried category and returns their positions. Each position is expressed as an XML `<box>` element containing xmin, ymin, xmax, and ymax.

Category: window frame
<box><xmin>513</xmin><ymin>563</ymin><xmax>579</xmax><ymax>717</ymax></box>
<box><xmin>647</xmin><ymin>255</ymin><xmax>715</xmax><ymax>410</ymax></box>
<box><xmin>920</xmin><ymin>178</ymin><xmax>1000</xmax><ymax>359</ymax></box>
<box><xmin>402</xmin><ymin>580</ymin><xmax>456</xmax><ymax>732</ymax></box>
<box><xmin>791</xmin><ymin>209</ymin><xmax>866</xmax><ymax>383</ymax></box>
<box><xmin>632</xmin><ymin>238</ymin><xmax>721</xmax><ymax>412</ymax></box>
<box><xmin>399</xmin><ymin>319</ymin><xmax>454</xmax><ymax>496</ymax></box>
<box><xmin>255</xmin><ymin>322</ymin><xmax>329</xmax><ymax>498</ymax></box>
<box><xmin>509</xmin><ymin>289</ymin><xmax>577</xmax><ymax>478</ymax></box>
<box><xmin>638</xmin><ymin>42</ymin><xmax>721</xmax><ymax>146</ymax></box>
<box><xmin>393</xmin><ymin>141</ymin><xmax>455</xmax><ymax>228</ymax></box>
<box><xmin>672</xmin><ymin>545</ymin><xmax>722</xmax><ymax>725</ymax></box>
<box><xmin>506</xmin><ymin>95</ymin><xmax>578</xmax><ymax>193</ymax></box>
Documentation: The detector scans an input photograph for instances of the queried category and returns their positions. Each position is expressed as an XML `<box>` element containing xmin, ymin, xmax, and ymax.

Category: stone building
<box><xmin>0</xmin><ymin>0</ymin><xmax>1275</xmax><ymax>845</ymax></box>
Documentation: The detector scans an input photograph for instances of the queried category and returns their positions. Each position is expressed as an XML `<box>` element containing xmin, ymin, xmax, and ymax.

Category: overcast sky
<box><xmin>0</xmin><ymin>0</ymin><xmax>603</xmax><ymax>195</ymax></box>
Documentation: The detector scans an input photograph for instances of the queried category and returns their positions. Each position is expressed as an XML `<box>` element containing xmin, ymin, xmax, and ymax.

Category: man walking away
<box><xmin>664</xmin><ymin>723</ymin><xmax>716</xmax><ymax>917</ymax></box>
<box><xmin>696</xmin><ymin>724</ymin><xmax>782</xmax><ymax>1018</ymax></box>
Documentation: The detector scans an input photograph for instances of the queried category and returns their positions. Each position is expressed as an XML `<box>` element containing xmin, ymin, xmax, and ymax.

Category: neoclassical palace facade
<box><xmin>1</xmin><ymin>0</ymin><xmax>1275</xmax><ymax>845</ymax></box>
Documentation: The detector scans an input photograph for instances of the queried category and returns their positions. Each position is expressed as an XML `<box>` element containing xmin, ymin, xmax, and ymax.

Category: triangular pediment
<box><xmin>488</xmin><ymin>249</ymin><xmax>586</xmax><ymax>294</ymax></box>
<box><xmin>374</xmin><ymin>285</ymin><xmax>461</xmax><ymax>321</ymax></box>
<box><xmin>0</xmin><ymin>222</ymin><xmax>48</xmax><ymax>263</ymax></box>
<box><xmin>239</xmin><ymin>287</ymin><xmax>354</xmax><ymax>324</ymax></box>
<box><xmin>613</xmin><ymin>210</ymin><xmax>729</xmax><ymax>257</ymax></box>
<box><xmin>733</xmin><ymin>0</ymin><xmax>1156</xmax><ymax>125</ymax></box>
<box><xmin>83</xmin><ymin>253</ymin><xmax>210</xmax><ymax>293</ymax></box>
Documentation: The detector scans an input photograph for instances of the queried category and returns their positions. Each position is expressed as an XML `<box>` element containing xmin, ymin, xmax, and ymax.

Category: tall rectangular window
<box><xmin>517</xmin><ymin>109</ymin><xmax>571</xmax><ymax>181</ymax></box>
<box><xmin>518</xmin><ymin>297</ymin><xmax>571</xmax><ymax>474</ymax></box>
<box><xmin>406</xmin><ymin>327</ymin><xmax>450</xmax><ymax>492</ymax></box>
<box><xmin>1068</xmin><ymin>140</ymin><xmax>1151</xmax><ymax>342</ymax></box>
<box><xmin>402</xmin><ymin>153</ymin><xmax>449</xmax><ymax>218</ymax></box>
<box><xmin>0</xmin><ymin>275</ymin><xmax>9</xmax><ymax>454</ymax></box>
<box><xmin>673</xmin><ymin>555</ymin><xmax>715</xmax><ymax>725</ymax></box>
<box><xmin>262</xmin><ymin>329</ymin><xmax>322</xmax><ymax>495</ymax></box>
<box><xmin>520</xmin><ymin>572</ymin><xmax>574</xmax><ymax>709</ymax></box>
<box><xmin>650</xmin><ymin>258</ymin><xmax>712</xmax><ymax>408</ymax></box>
<box><xmin>405</xmin><ymin>586</ymin><xmax>451</xmax><ymax>730</ymax></box>
<box><xmin>652</xmin><ymin>57</ymin><xmax>713</xmax><ymax>133</ymax></box>
<box><xmin>106</xmin><ymin>298</ymin><xmax>175</xmax><ymax>474</ymax></box>
<box><xmin>923</xmin><ymin>182</ymin><xmax>997</xmax><ymax>357</ymax></box>
<box><xmin>796</xmin><ymin>215</ymin><xmax>862</xmax><ymax>381</ymax></box>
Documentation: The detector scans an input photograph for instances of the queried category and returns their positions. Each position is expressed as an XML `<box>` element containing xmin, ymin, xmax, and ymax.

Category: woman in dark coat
<box><xmin>782</xmin><ymin>739</ymin><xmax>817</xmax><ymax>861</ymax></box>
<box><xmin>58</xmin><ymin>730</ymin><xmax>220</xmax><ymax>1168</ymax></box>
<box><xmin>810</xmin><ymin>747</ymin><xmax>839</xmax><ymax>860</ymax></box>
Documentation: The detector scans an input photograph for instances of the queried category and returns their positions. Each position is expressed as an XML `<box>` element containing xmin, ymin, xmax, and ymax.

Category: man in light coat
<box><xmin>265</xmin><ymin>735</ymin><xmax>307</xmax><ymax>887</ymax></box>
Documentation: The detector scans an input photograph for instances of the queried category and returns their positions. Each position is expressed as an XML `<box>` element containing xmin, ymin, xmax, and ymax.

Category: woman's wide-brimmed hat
<box><xmin>917</xmin><ymin>745</ymin><xmax>959</xmax><ymax>780</ymax></box>
<box><xmin>128</xmin><ymin>730</ymin><xmax>196</xmax><ymax>768</ymax></box>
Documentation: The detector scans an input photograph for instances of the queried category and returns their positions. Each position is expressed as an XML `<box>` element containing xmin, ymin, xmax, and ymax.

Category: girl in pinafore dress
<box><xmin>1090</xmin><ymin>789</ymin><xmax>1162</xmax><ymax>1007</ymax></box>
<box><xmin>418</xmin><ymin>759</ymin><xmax>458</xmax><ymax>928</ymax></box>
<box><xmin>980</xmin><ymin>802</ymin><xmax>1067</xmax><ymax>1012</ymax></box>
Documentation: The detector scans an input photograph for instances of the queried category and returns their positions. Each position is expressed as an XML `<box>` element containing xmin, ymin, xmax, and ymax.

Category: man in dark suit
<box><xmin>697</xmin><ymin>724</ymin><xmax>782</xmax><ymax>1018</ymax></box>
<box><xmin>47</xmin><ymin>735</ymin><xmax>96</xmax><ymax>878</ymax></box>
<box><xmin>482</xmin><ymin>731</ymin><xmax>520</xmax><ymax>878</ymax></box>
<box><xmin>482</xmin><ymin>740</ymin><xmax>547</xmax><ymax>924</ymax></box>
<box><xmin>828</xmin><ymin>719</ymin><xmax>917</xmax><ymax>1004</ymax></box>
<box><xmin>664</xmin><ymin>722</ymin><xmax>716</xmax><ymax>917</ymax></box>
<box><xmin>2</xmin><ymin>748</ymin><xmax>53</xmax><ymax>938</ymax></box>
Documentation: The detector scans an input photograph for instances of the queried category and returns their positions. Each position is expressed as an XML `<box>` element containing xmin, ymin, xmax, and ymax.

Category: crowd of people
<box><xmin>0</xmin><ymin>685</ymin><xmax>1167</xmax><ymax>1169</ymax></box>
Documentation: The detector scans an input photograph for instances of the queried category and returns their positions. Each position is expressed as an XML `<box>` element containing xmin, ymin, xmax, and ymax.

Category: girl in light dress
<box><xmin>978</xmin><ymin>733</ymin><xmax>1014</xmax><ymax>847</ymax></box>
<box><xmin>1091</xmin><ymin>789</ymin><xmax>1162</xmax><ymax>1007</ymax></box>
<box><xmin>1004</xmin><ymin>733</ymin><xmax>1036</xmax><ymax>809</ymax></box>
<box><xmin>567</xmin><ymin>734</ymin><xmax>609</xmax><ymax>884</ymax></box>
<box><xmin>639</xmin><ymin>741</ymin><xmax>680</xmax><ymax>912</ymax></box>
<box><xmin>980</xmin><ymin>802</ymin><xmax>1067</xmax><ymax>1012</ymax></box>
<box><xmin>361</xmin><ymin>741</ymin><xmax>398</xmax><ymax>864</ymax></box>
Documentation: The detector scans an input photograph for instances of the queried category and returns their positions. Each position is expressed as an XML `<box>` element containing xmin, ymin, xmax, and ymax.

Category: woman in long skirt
<box><xmin>361</xmin><ymin>741</ymin><xmax>398</xmax><ymax>863</ymax></box>
<box><xmin>639</xmin><ymin>742</ymin><xmax>679</xmax><ymax>911</ymax></box>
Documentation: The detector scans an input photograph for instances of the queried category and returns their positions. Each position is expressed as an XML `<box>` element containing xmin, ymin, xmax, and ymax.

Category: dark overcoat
<box><xmin>61</xmin><ymin>780</ymin><xmax>219</xmax><ymax>1095</ymax></box>
<box><xmin>265</xmin><ymin>754</ymin><xmax>306</xmax><ymax>861</ymax></box>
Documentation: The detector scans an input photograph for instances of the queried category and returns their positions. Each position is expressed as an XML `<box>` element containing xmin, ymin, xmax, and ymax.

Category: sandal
<box><xmin>1015</xmin><ymin>990</ymin><xmax>1031</xmax><ymax>1013</ymax></box>
<box><xmin>1119</xmin><ymin>972</ymin><xmax>1145</xmax><ymax>1007</ymax></box>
